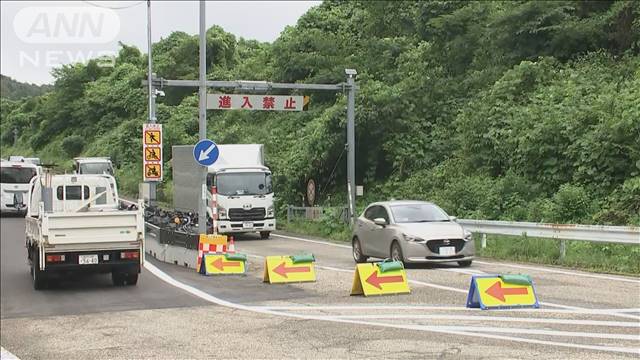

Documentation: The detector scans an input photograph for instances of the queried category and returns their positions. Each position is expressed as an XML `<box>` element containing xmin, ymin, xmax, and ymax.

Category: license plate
<box><xmin>79</xmin><ymin>254</ymin><xmax>99</xmax><ymax>265</ymax></box>
<box><xmin>439</xmin><ymin>246</ymin><xmax>456</xmax><ymax>256</ymax></box>
<box><xmin>242</xmin><ymin>221</ymin><xmax>253</xmax><ymax>229</ymax></box>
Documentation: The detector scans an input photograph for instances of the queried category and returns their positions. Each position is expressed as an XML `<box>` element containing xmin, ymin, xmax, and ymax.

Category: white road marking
<box><xmin>312</xmin><ymin>314</ymin><xmax>640</xmax><ymax>328</ymax></box>
<box><xmin>273</xmin><ymin>233</ymin><xmax>351</xmax><ymax>249</ymax></box>
<box><xmin>475</xmin><ymin>260</ymin><xmax>640</xmax><ymax>284</ymax></box>
<box><xmin>245</xmin><ymin>253</ymin><xmax>640</xmax><ymax>320</ymax></box>
<box><xmin>145</xmin><ymin>262</ymin><xmax>640</xmax><ymax>355</ymax></box>
<box><xmin>257</xmin><ymin>304</ymin><xmax>640</xmax><ymax>316</ymax></box>
<box><xmin>1</xmin><ymin>347</ymin><xmax>20</xmax><ymax>360</ymax></box>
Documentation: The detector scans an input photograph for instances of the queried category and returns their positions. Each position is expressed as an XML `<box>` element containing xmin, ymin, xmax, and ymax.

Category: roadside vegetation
<box><xmin>1</xmin><ymin>2</ymin><xmax>638</xmax><ymax>267</ymax></box>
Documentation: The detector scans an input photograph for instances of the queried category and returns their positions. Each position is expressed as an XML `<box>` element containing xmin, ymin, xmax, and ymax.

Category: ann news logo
<box><xmin>13</xmin><ymin>6</ymin><xmax>121</xmax><ymax>68</ymax></box>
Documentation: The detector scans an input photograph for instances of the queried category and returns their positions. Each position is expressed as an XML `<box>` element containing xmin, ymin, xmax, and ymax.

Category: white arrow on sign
<box><xmin>198</xmin><ymin>144</ymin><xmax>216</xmax><ymax>161</ymax></box>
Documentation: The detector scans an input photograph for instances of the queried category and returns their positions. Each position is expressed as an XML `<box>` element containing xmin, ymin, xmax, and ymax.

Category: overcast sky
<box><xmin>0</xmin><ymin>1</ymin><xmax>320</xmax><ymax>85</ymax></box>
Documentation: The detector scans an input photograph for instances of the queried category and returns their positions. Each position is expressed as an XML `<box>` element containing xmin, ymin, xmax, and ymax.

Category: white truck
<box><xmin>25</xmin><ymin>173</ymin><xmax>144</xmax><ymax>289</ymax></box>
<box><xmin>1</xmin><ymin>160</ymin><xmax>39</xmax><ymax>215</ymax></box>
<box><xmin>74</xmin><ymin>157</ymin><xmax>114</xmax><ymax>175</ymax></box>
<box><xmin>172</xmin><ymin>144</ymin><xmax>276</xmax><ymax>239</ymax></box>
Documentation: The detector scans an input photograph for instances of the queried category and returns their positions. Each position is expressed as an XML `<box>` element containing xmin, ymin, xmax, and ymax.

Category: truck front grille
<box><xmin>228</xmin><ymin>207</ymin><xmax>266</xmax><ymax>221</ymax></box>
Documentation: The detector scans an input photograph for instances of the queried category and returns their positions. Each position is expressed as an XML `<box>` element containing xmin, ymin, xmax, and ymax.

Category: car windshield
<box><xmin>0</xmin><ymin>166</ymin><xmax>37</xmax><ymax>184</ymax></box>
<box><xmin>390</xmin><ymin>203</ymin><xmax>450</xmax><ymax>223</ymax></box>
<box><xmin>79</xmin><ymin>163</ymin><xmax>113</xmax><ymax>175</ymax></box>
<box><xmin>216</xmin><ymin>172</ymin><xmax>272</xmax><ymax>196</ymax></box>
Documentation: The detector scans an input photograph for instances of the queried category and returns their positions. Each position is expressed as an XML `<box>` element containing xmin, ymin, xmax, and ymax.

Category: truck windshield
<box><xmin>79</xmin><ymin>163</ymin><xmax>113</xmax><ymax>175</ymax></box>
<box><xmin>0</xmin><ymin>166</ymin><xmax>37</xmax><ymax>184</ymax></box>
<box><xmin>216</xmin><ymin>172</ymin><xmax>272</xmax><ymax>196</ymax></box>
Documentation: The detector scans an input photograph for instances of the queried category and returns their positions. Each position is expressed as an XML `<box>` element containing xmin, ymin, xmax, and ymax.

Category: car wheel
<box><xmin>390</xmin><ymin>241</ymin><xmax>404</xmax><ymax>263</ymax></box>
<box><xmin>352</xmin><ymin>237</ymin><xmax>367</xmax><ymax>263</ymax></box>
<box><xmin>458</xmin><ymin>260</ymin><xmax>472</xmax><ymax>267</ymax></box>
<box><xmin>260</xmin><ymin>231</ymin><xmax>271</xmax><ymax>239</ymax></box>
<box><xmin>112</xmin><ymin>271</ymin><xmax>126</xmax><ymax>286</ymax></box>
<box><xmin>125</xmin><ymin>273</ymin><xmax>139</xmax><ymax>286</ymax></box>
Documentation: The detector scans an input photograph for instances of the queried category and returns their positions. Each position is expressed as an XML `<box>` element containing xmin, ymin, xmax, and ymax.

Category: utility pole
<box><xmin>198</xmin><ymin>0</ymin><xmax>207</xmax><ymax>234</ymax></box>
<box><xmin>345</xmin><ymin>69</ymin><xmax>357</xmax><ymax>225</ymax></box>
<box><xmin>146</xmin><ymin>0</ymin><xmax>157</xmax><ymax>204</ymax></box>
<box><xmin>13</xmin><ymin>128</ymin><xmax>18</xmax><ymax>145</ymax></box>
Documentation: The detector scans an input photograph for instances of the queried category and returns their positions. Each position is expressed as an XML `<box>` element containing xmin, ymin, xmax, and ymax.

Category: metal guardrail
<box><xmin>287</xmin><ymin>205</ymin><xmax>350</xmax><ymax>223</ymax></box>
<box><xmin>285</xmin><ymin>204</ymin><xmax>639</xmax><ymax>246</ymax></box>
<box><xmin>458</xmin><ymin>219</ymin><xmax>639</xmax><ymax>245</ymax></box>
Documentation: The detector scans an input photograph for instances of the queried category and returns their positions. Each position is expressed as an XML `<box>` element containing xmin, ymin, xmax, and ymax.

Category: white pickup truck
<box><xmin>25</xmin><ymin>173</ymin><xmax>144</xmax><ymax>289</ymax></box>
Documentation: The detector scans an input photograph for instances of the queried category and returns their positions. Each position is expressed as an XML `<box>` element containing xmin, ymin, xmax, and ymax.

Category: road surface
<box><xmin>2</xmin><ymin>217</ymin><xmax>639</xmax><ymax>359</ymax></box>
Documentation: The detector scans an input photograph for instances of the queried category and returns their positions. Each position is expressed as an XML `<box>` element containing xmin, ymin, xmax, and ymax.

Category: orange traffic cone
<box><xmin>227</xmin><ymin>236</ymin><xmax>236</xmax><ymax>253</ymax></box>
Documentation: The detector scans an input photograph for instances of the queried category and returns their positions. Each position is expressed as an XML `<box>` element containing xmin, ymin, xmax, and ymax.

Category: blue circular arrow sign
<box><xmin>193</xmin><ymin>139</ymin><xmax>219</xmax><ymax>166</ymax></box>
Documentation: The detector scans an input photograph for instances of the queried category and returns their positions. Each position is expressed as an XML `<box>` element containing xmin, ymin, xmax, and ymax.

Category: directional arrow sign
<box><xmin>351</xmin><ymin>263</ymin><xmax>410</xmax><ymax>296</ymax></box>
<box><xmin>365</xmin><ymin>272</ymin><xmax>405</xmax><ymax>289</ymax></box>
<box><xmin>263</xmin><ymin>256</ymin><xmax>316</xmax><ymax>283</ymax></box>
<box><xmin>211</xmin><ymin>257</ymin><xmax>242</xmax><ymax>271</ymax></box>
<box><xmin>193</xmin><ymin>139</ymin><xmax>219</xmax><ymax>167</ymax></box>
<box><xmin>273</xmin><ymin>262</ymin><xmax>311</xmax><ymax>278</ymax></box>
<box><xmin>203</xmin><ymin>254</ymin><xmax>245</xmax><ymax>275</ymax></box>
<box><xmin>466</xmin><ymin>275</ymin><xmax>539</xmax><ymax>309</ymax></box>
<box><xmin>485</xmin><ymin>281</ymin><xmax>529</xmax><ymax>302</ymax></box>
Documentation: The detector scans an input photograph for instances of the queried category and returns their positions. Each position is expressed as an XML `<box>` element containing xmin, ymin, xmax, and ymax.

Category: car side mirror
<box><xmin>373</xmin><ymin>218</ymin><xmax>387</xmax><ymax>227</ymax></box>
<box><xmin>449</xmin><ymin>216</ymin><xmax>458</xmax><ymax>222</ymax></box>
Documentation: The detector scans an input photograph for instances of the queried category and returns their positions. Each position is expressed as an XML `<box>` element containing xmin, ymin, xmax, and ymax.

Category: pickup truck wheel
<box><xmin>111</xmin><ymin>271</ymin><xmax>126</xmax><ymax>286</ymax></box>
<box><xmin>260</xmin><ymin>231</ymin><xmax>271</xmax><ymax>239</ymax></box>
<box><xmin>32</xmin><ymin>251</ymin><xmax>47</xmax><ymax>290</ymax></box>
<box><xmin>125</xmin><ymin>273</ymin><xmax>138</xmax><ymax>286</ymax></box>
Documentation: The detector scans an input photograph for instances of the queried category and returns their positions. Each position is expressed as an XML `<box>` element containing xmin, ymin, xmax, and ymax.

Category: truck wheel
<box><xmin>32</xmin><ymin>250</ymin><xmax>47</xmax><ymax>290</ymax></box>
<box><xmin>125</xmin><ymin>273</ymin><xmax>138</xmax><ymax>286</ymax></box>
<box><xmin>260</xmin><ymin>231</ymin><xmax>271</xmax><ymax>239</ymax></box>
<box><xmin>111</xmin><ymin>271</ymin><xmax>126</xmax><ymax>286</ymax></box>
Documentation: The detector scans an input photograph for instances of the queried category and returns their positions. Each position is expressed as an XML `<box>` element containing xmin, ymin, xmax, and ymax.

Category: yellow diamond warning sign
<box><xmin>351</xmin><ymin>262</ymin><xmax>410</xmax><ymax>296</ymax></box>
<box><xmin>263</xmin><ymin>255</ymin><xmax>316</xmax><ymax>284</ymax></box>
<box><xmin>466</xmin><ymin>275</ymin><xmax>539</xmax><ymax>310</ymax></box>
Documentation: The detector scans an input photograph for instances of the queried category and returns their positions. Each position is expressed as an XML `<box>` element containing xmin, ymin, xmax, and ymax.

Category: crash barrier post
<box><xmin>197</xmin><ymin>234</ymin><xmax>228</xmax><ymax>273</ymax></box>
<box><xmin>202</xmin><ymin>253</ymin><xmax>247</xmax><ymax>275</ymax></box>
<box><xmin>263</xmin><ymin>253</ymin><xmax>316</xmax><ymax>284</ymax></box>
<box><xmin>351</xmin><ymin>260</ymin><xmax>410</xmax><ymax>296</ymax></box>
<box><xmin>466</xmin><ymin>274</ymin><xmax>539</xmax><ymax>310</ymax></box>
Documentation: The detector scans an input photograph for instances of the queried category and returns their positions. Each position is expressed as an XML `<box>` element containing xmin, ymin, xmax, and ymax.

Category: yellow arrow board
<box><xmin>203</xmin><ymin>254</ymin><xmax>246</xmax><ymax>275</ymax></box>
<box><xmin>351</xmin><ymin>263</ymin><xmax>410</xmax><ymax>296</ymax></box>
<box><xmin>466</xmin><ymin>275</ymin><xmax>539</xmax><ymax>310</ymax></box>
<box><xmin>263</xmin><ymin>256</ymin><xmax>316</xmax><ymax>284</ymax></box>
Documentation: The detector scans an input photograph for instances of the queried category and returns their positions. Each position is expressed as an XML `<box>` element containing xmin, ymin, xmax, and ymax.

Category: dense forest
<box><xmin>1</xmin><ymin>1</ymin><xmax>638</xmax><ymax>225</ymax></box>
<box><xmin>0</xmin><ymin>75</ymin><xmax>52</xmax><ymax>100</ymax></box>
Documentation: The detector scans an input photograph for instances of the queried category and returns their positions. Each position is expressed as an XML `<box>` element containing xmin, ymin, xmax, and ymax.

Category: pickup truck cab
<box><xmin>25</xmin><ymin>173</ymin><xmax>144</xmax><ymax>289</ymax></box>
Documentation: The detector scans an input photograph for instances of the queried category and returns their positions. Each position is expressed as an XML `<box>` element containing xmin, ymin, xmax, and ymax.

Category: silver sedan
<box><xmin>352</xmin><ymin>200</ymin><xmax>475</xmax><ymax>267</ymax></box>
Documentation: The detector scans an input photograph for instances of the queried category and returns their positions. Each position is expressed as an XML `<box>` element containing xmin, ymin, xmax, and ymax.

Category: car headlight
<box><xmin>464</xmin><ymin>230</ymin><xmax>473</xmax><ymax>241</ymax></box>
<box><xmin>217</xmin><ymin>206</ymin><xmax>227</xmax><ymax>219</ymax></box>
<box><xmin>403</xmin><ymin>233</ymin><xmax>425</xmax><ymax>243</ymax></box>
<box><xmin>267</xmin><ymin>205</ymin><xmax>274</xmax><ymax>218</ymax></box>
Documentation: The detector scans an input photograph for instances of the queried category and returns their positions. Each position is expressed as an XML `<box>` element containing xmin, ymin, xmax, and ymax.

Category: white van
<box><xmin>1</xmin><ymin>160</ymin><xmax>39</xmax><ymax>214</ymax></box>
